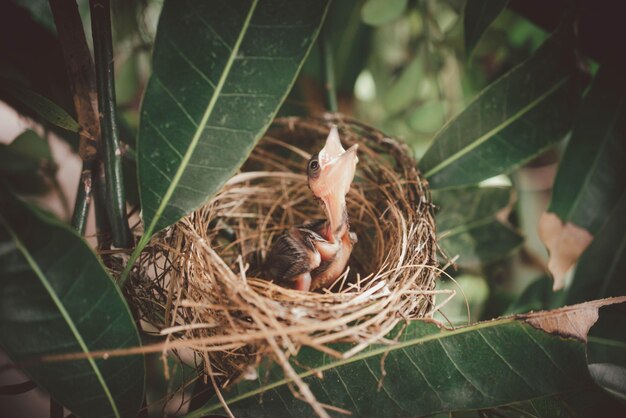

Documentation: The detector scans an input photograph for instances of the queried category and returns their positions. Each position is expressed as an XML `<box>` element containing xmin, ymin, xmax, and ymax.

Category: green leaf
<box><xmin>589</xmin><ymin>363</ymin><xmax>626</xmax><ymax>402</ymax></box>
<box><xmin>505</xmin><ymin>389</ymin><xmax>626</xmax><ymax>418</ymax></box>
<box><xmin>361</xmin><ymin>0</ymin><xmax>407</xmax><ymax>26</ymax></box>
<box><xmin>439</xmin><ymin>219</ymin><xmax>523</xmax><ymax>265</ymax></box>
<box><xmin>187</xmin><ymin>299</ymin><xmax>624</xmax><ymax>418</ymax></box>
<box><xmin>565</xmin><ymin>193</ymin><xmax>626</xmax><ymax>403</ymax></box>
<box><xmin>332</xmin><ymin>0</ymin><xmax>371</xmax><ymax>91</ymax></box>
<box><xmin>567</xmin><ymin>192</ymin><xmax>626</xmax><ymax>304</ymax></box>
<box><xmin>548</xmin><ymin>66</ymin><xmax>626</xmax><ymax>234</ymax></box>
<box><xmin>434</xmin><ymin>186</ymin><xmax>519</xmax><ymax>266</ymax></box>
<box><xmin>433</xmin><ymin>186</ymin><xmax>511</xmax><ymax>232</ymax></box>
<box><xmin>138</xmin><ymin>0</ymin><xmax>329</xmax><ymax>236</ymax></box>
<box><xmin>12</xmin><ymin>0</ymin><xmax>56</xmax><ymax>32</ymax></box>
<box><xmin>505</xmin><ymin>276</ymin><xmax>566</xmax><ymax>315</ymax></box>
<box><xmin>115</xmin><ymin>53</ymin><xmax>140</xmax><ymax>105</ymax></box>
<box><xmin>420</xmin><ymin>34</ymin><xmax>583</xmax><ymax>189</ymax></box>
<box><xmin>435</xmin><ymin>274</ymin><xmax>489</xmax><ymax>325</ymax></box>
<box><xmin>0</xmin><ymin>82</ymin><xmax>81</xmax><ymax>133</ymax></box>
<box><xmin>298</xmin><ymin>0</ymin><xmax>371</xmax><ymax>101</ymax></box>
<box><xmin>382</xmin><ymin>53</ymin><xmax>425</xmax><ymax>114</ymax></box>
<box><xmin>587</xmin><ymin>305</ymin><xmax>626</xmax><ymax>366</ymax></box>
<box><xmin>9</xmin><ymin>129</ymin><xmax>53</xmax><ymax>161</ymax></box>
<box><xmin>585</xmin><ymin>304</ymin><xmax>626</xmax><ymax>406</ymax></box>
<box><xmin>0</xmin><ymin>130</ymin><xmax>53</xmax><ymax>174</ymax></box>
<box><xmin>464</xmin><ymin>0</ymin><xmax>509</xmax><ymax>58</ymax></box>
<box><xmin>0</xmin><ymin>130</ymin><xmax>55</xmax><ymax>195</ymax></box>
<box><xmin>408</xmin><ymin>101</ymin><xmax>446</xmax><ymax>133</ymax></box>
<box><xmin>0</xmin><ymin>187</ymin><xmax>145</xmax><ymax>418</ymax></box>
<box><xmin>0</xmin><ymin>2</ymin><xmax>76</xmax><ymax>151</ymax></box>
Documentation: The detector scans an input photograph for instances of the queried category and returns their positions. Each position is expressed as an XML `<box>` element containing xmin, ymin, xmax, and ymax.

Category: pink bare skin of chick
<box><xmin>264</xmin><ymin>127</ymin><xmax>358</xmax><ymax>292</ymax></box>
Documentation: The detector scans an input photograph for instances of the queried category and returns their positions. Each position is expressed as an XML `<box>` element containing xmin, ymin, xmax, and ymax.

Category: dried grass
<box><xmin>124</xmin><ymin>116</ymin><xmax>440</xmax><ymax>415</ymax></box>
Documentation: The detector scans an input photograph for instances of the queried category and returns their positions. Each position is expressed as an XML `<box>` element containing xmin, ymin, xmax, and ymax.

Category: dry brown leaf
<box><xmin>519</xmin><ymin>296</ymin><xmax>626</xmax><ymax>341</ymax></box>
<box><xmin>538</xmin><ymin>212</ymin><xmax>594</xmax><ymax>290</ymax></box>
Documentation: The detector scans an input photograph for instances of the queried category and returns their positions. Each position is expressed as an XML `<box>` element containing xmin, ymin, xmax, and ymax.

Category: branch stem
<box><xmin>90</xmin><ymin>0</ymin><xmax>132</xmax><ymax>248</ymax></box>
<box><xmin>94</xmin><ymin>161</ymin><xmax>113</xmax><ymax>249</ymax></box>
<box><xmin>71</xmin><ymin>162</ymin><xmax>92</xmax><ymax>234</ymax></box>
<box><xmin>49</xmin><ymin>0</ymin><xmax>102</xmax><ymax>239</ymax></box>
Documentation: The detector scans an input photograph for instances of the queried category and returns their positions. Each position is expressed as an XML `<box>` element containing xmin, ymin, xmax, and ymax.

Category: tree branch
<box><xmin>90</xmin><ymin>0</ymin><xmax>132</xmax><ymax>248</ymax></box>
<box><xmin>70</xmin><ymin>162</ymin><xmax>92</xmax><ymax>235</ymax></box>
<box><xmin>49</xmin><ymin>0</ymin><xmax>100</xmax><ymax>162</ymax></box>
<box><xmin>49</xmin><ymin>0</ymin><xmax>109</xmax><ymax>240</ymax></box>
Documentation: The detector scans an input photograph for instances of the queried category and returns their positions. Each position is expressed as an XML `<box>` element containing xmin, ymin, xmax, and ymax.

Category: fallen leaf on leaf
<box><xmin>519</xmin><ymin>297</ymin><xmax>626</xmax><ymax>341</ymax></box>
<box><xmin>539</xmin><ymin>212</ymin><xmax>593</xmax><ymax>290</ymax></box>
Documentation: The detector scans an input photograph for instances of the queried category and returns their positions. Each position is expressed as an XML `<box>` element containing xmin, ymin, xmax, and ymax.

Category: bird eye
<box><xmin>309</xmin><ymin>160</ymin><xmax>319</xmax><ymax>171</ymax></box>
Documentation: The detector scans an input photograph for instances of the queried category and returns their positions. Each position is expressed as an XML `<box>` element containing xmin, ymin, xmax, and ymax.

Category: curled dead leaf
<box><xmin>539</xmin><ymin>212</ymin><xmax>594</xmax><ymax>290</ymax></box>
<box><xmin>519</xmin><ymin>296</ymin><xmax>626</xmax><ymax>341</ymax></box>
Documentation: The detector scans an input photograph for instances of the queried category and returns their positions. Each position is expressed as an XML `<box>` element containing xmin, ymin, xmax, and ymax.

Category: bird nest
<box><xmin>126</xmin><ymin>116</ymin><xmax>440</xmax><ymax>408</ymax></box>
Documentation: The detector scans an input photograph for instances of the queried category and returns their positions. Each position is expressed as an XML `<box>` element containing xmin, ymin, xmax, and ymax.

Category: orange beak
<box><xmin>310</xmin><ymin>127</ymin><xmax>358</xmax><ymax>234</ymax></box>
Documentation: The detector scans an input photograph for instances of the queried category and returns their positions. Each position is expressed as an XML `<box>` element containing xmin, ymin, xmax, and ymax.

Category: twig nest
<box><xmin>128</xmin><ymin>116</ymin><xmax>438</xmax><ymax>386</ymax></box>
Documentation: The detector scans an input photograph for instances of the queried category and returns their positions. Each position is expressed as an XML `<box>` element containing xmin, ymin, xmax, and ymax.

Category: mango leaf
<box><xmin>433</xmin><ymin>186</ymin><xmax>511</xmax><ymax>232</ymax></box>
<box><xmin>186</xmin><ymin>298</ymin><xmax>626</xmax><ymax>418</ymax></box>
<box><xmin>428</xmin><ymin>388</ymin><xmax>626</xmax><ymax>417</ymax></box>
<box><xmin>0</xmin><ymin>129</ymin><xmax>53</xmax><ymax>174</ymax></box>
<box><xmin>504</xmin><ymin>389</ymin><xmax>626</xmax><ymax>418</ymax></box>
<box><xmin>464</xmin><ymin>0</ymin><xmax>509</xmax><ymax>58</ymax></box>
<box><xmin>434</xmin><ymin>186</ymin><xmax>519</xmax><ymax>266</ymax></box>
<box><xmin>586</xmin><ymin>304</ymin><xmax>626</xmax><ymax>404</ymax></box>
<box><xmin>589</xmin><ymin>364</ymin><xmax>626</xmax><ymax>402</ymax></box>
<box><xmin>435</xmin><ymin>274</ymin><xmax>489</xmax><ymax>325</ymax></box>
<box><xmin>439</xmin><ymin>219</ymin><xmax>523</xmax><ymax>266</ymax></box>
<box><xmin>138</xmin><ymin>0</ymin><xmax>329</xmax><ymax>237</ymax></box>
<box><xmin>10</xmin><ymin>128</ymin><xmax>53</xmax><ymax>159</ymax></box>
<box><xmin>12</xmin><ymin>0</ymin><xmax>56</xmax><ymax>32</ymax></box>
<box><xmin>505</xmin><ymin>276</ymin><xmax>566</xmax><ymax>315</ymax></box>
<box><xmin>408</xmin><ymin>101</ymin><xmax>446</xmax><ymax>133</ymax></box>
<box><xmin>0</xmin><ymin>130</ymin><xmax>55</xmax><ymax>195</ymax></box>
<box><xmin>0</xmin><ymin>1</ymin><xmax>76</xmax><ymax>151</ymax></box>
<box><xmin>566</xmin><ymin>192</ymin><xmax>626</xmax><ymax>399</ymax></box>
<box><xmin>301</xmin><ymin>0</ymin><xmax>371</xmax><ymax>93</ymax></box>
<box><xmin>586</xmin><ymin>305</ymin><xmax>626</xmax><ymax>366</ymax></box>
<box><xmin>382</xmin><ymin>52</ymin><xmax>425</xmax><ymax>115</ymax></box>
<box><xmin>332</xmin><ymin>0</ymin><xmax>371</xmax><ymax>91</ymax></box>
<box><xmin>539</xmin><ymin>66</ymin><xmax>626</xmax><ymax>287</ymax></box>
<box><xmin>361</xmin><ymin>0</ymin><xmax>407</xmax><ymax>27</ymax></box>
<box><xmin>0</xmin><ymin>81</ymin><xmax>81</xmax><ymax>133</ymax></box>
<box><xmin>547</xmin><ymin>67</ymin><xmax>626</xmax><ymax>233</ymax></box>
<box><xmin>0</xmin><ymin>187</ymin><xmax>145</xmax><ymax>418</ymax></box>
<box><xmin>567</xmin><ymin>192</ymin><xmax>626</xmax><ymax>304</ymax></box>
<box><xmin>420</xmin><ymin>34</ymin><xmax>583</xmax><ymax>189</ymax></box>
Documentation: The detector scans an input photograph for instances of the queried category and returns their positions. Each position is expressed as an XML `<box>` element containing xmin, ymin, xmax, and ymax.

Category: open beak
<box><xmin>318</xmin><ymin>126</ymin><xmax>358</xmax><ymax>195</ymax></box>
<box><xmin>315</xmin><ymin>127</ymin><xmax>358</xmax><ymax>233</ymax></box>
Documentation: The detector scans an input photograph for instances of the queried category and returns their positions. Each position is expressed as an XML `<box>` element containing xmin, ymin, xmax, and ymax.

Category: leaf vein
<box><xmin>400</xmin><ymin>347</ymin><xmax>446</xmax><ymax>405</ymax></box>
<box><xmin>476</xmin><ymin>329</ymin><xmax>535</xmax><ymax>391</ymax></box>
<box><xmin>437</xmin><ymin>339</ymin><xmax>492</xmax><ymax>399</ymax></box>
<box><xmin>166</xmin><ymin>37</ymin><xmax>217</xmax><ymax>89</ymax></box>
<box><xmin>153</xmin><ymin>75</ymin><xmax>198</xmax><ymax>128</ymax></box>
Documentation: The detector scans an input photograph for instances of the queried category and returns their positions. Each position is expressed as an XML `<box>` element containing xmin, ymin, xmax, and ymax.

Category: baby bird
<box><xmin>264</xmin><ymin>127</ymin><xmax>358</xmax><ymax>291</ymax></box>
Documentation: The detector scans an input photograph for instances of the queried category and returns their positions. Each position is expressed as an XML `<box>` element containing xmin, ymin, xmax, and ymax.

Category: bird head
<box><xmin>307</xmin><ymin>126</ymin><xmax>358</xmax><ymax>233</ymax></box>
